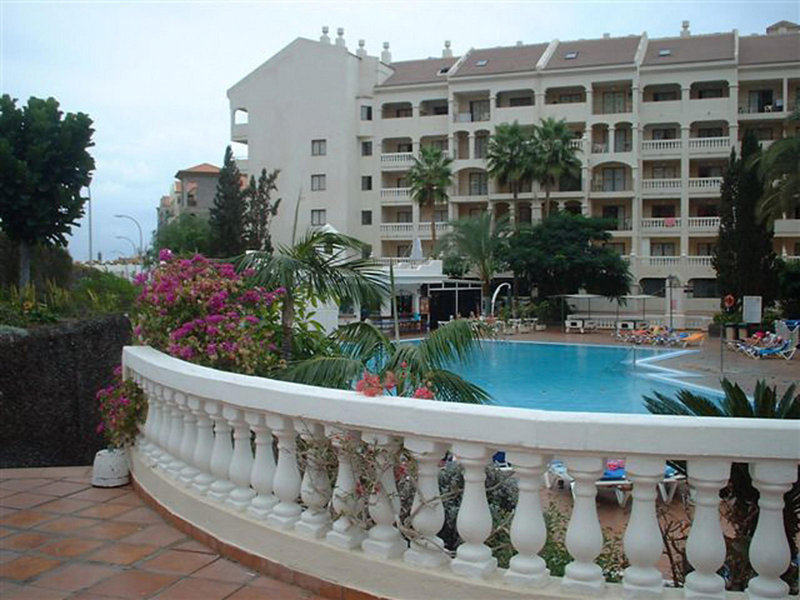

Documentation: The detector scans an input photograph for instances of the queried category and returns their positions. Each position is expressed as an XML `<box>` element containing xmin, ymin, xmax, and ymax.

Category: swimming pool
<box><xmin>445</xmin><ymin>341</ymin><xmax>721</xmax><ymax>414</ymax></box>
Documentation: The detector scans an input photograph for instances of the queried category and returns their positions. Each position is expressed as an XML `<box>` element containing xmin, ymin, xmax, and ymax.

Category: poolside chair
<box><xmin>565</xmin><ymin>318</ymin><xmax>584</xmax><ymax>333</ymax></box>
<box><xmin>680</xmin><ymin>332</ymin><xmax>706</xmax><ymax>348</ymax></box>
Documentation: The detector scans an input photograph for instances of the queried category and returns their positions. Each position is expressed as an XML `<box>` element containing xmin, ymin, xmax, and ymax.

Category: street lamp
<box><xmin>114</xmin><ymin>214</ymin><xmax>143</xmax><ymax>256</ymax></box>
<box><xmin>116</xmin><ymin>235</ymin><xmax>137</xmax><ymax>257</ymax></box>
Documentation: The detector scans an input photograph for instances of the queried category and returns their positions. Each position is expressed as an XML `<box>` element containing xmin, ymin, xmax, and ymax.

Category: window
<box><xmin>698</xmin><ymin>165</ymin><xmax>723</xmax><ymax>178</ymax></box>
<box><xmin>311</xmin><ymin>174</ymin><xmax>326</xmax><ymax>191</ymax></box>
<box><xmin>652</xmin><ymin>165</ymin><xmax>677</xmax><ymax>179</ymax></box>
<box><xmin>601</xmin><ymin>167</ymin><xmax>626</xmax><ymax>191</ymax></box>
<box><xmin>652</xmin><ymin>128</ymin><xmax>678</xmax><ymax>140</ymax></box>
<box><xmin>396</xmin><ymin>177</ymin><xmax>408</xmax><ymax>188</ymax></box>
<box><xmin>361</xmin><ymin>210</ymin><xmax>372</xmax><ymax>225</ymax></box>
<box><xmin>602</xmin><ymin>91</ymin><xmax>627</xmax><ymax>113</ymax></box>
<box><xmin>434</xmin><ymin>209</ymin><xmax>448</xmax><ymax>222</ymax></box>
<box><xmin>360</xmin><ymin>105</ymin><xmax>372</xmax><ymax>120</ymax></box>
<box><xmin>396</xmin><ymin>107</ymin><xmax>412</xmax><ymax>118</ymax></box>
<box><xmin>564</xmin><ymin>51</ymin><xmax>578</xmax><ymax>60</ymax></box>
<box><xmin>396</xmin><ymin>244</ymin><xmax>411</xmax><ymax>257</ymax></box>
<box><xmin>653</xmin><ymin>90</ymin><xmax>678</xmax><ymax>102</ymax></box>
<box><xmin>652</xmin><ymin>204</ymin><xmax>676</xmax><ymax>218</ymax></box>
<box><xmin>475</xmin><ymin>59</ymin><xmax>488</xmax><ymax>67</ymax></box>
<box><xmin>437</xmin><ymin>67</ymin><xmax>449</xmax><ymax>75</ymax></box>
<box><xmin>397</xmin><ymin>142</ymin><xmax>413</xmax><ymax>153</ymax></box>
<box><xmin>698</xmin><ymin>88</ymin><xmax>723</xmax><ymax>99</ymax></box>
<box><xmin>559</xmin><ymin>93</ymin><xmax>583</xmax><ymax>103</ymax></box>
<box><xmin>614</xmin><ymin>129</ymin><xmax>631</xmax><ymax>152</ymax></box>
<box><xmin>509</xmin><ymin>96</ymin><xmax>533</xmax><ymax>107</ymax></box>
<box><xmin>433</xmin><ymin>104</ymin><xmax>449</xmax><ymax>115</ymax></box>
<box><xmin>658</xmin><ymin>49</ymin><xmax>672</xmax><ymax>57</ymax></box>
<box><xmin>697</xmin><ymin>127</ymin><xmax>724</xmax><ymax>138</ymax></box>
<box><xmin>397</xmin><ymin>210</ymin><xmax>412</xmax><ymax>223</ymax></box>
<box><xmin>474</xmin><ymin>136</ymin><xmax>489</xmax><ymax>159</ymax></box>
<box><xmin>361</xmin><ymin>141</ymin><xmax>373</xmax><ymax>156</ymax></box>
<box><xmin>696</xmin><ymin>243</ymin><xmax>716</xmax><ymax>256</ymax></box>
<box><xmin>468</xmin><ymin>172</ymin><xmax>488</xmax><ymax>195</ymax></box>
<box><xmin>311</xmin><ymin>209</ymin><xmax>326</xmax><ymax>225</ymax></box>
<box><xmin>361</xmin><ymin>176</ymin><xmax>372</xmax><ymax>191</ymax></box>
<box><xmin>470</xmin><ymin>100</ymin><xmax>490</xmax><ymax>121</ymax></box>
<box><xmin>429</xmin><ymin>139</ymin><xmax>448</xmax><ymax>152</ymax></box>
<box><xmin>690</xmin><ymin>278</ymin><xmax>718</xmax><ymax>298</ymax></box>
<box><xmin>311</xmin><ymin>139</ymin><xmax>326</xmax><ymax>156</ymax></box>
<box><xmin>651</xmin><ymin>243</ymin><xmax>676</xmax><ymax>257</ymax></box>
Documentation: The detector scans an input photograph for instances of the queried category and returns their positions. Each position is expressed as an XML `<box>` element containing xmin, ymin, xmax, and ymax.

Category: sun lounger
<box><xmin>565</xmin><ymin>318</ymin><xmax>584</xmax><ymax>333</ymax></box>
<box><xmin>680</xmin><ymin>332</ymin><xmax>705</xmax><ymax>348</ymax></box>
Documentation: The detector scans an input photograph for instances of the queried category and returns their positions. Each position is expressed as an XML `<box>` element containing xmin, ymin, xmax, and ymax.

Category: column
<box><xmin>781</xmin><ymin>78</ymin><xmax>788</xmax><ymax>113</ymax></box>
<box><xmin>562</xmin><ymin>455</ymin><xmax>605</xmax><ymax>595</ymax></box>
<box><xmin>246</xmin><ymin>412</ymin><xmax>277</xmax><ymax>519</ymax></box>
<box><xmin>622</xmin><ymin>456</ymin><xmax>665</xmax><ymax>598</ymax></box>
<box><xmin>609</xmin><ymin>125</ymin><xmax>616</xmax><ymax>154</ymax></box>
<box><xmin>467</xmin><ymin>133</ymin><xmax>474</xmax><ymax>160</ymax></box>
<box><xmin>325</xmin><ymin>428</ymin><xmax>365</xmax><ymax>549</ymax></box>
<box><xmin>266</xmin><ymin>414</ymin><xmax>302</xmax><ymax>530</ymax></box>
<box><xmin>294</xmin><ymin>422</ymin><xmax>332</xmax><ymax>538</ymax></box>
<box><xmin>729</xmin><ymin>83</ymin><xmax>740</xmax><ymax>117</ymax></box>
<box><xmin>206</xmin><ymin>402</ymin><xmax>236</xmax><ymax>503</ymax></box>
<box><xmin>684</xmin><ymin>458</ymin><xmax>731</xmax><ymax>599</ymax></box>
<box><xmin>362</xmin><ymin>433</ymin><xmax>406</xmax><ymax>559</ymax></box>
<box><xmin>504</xmin><ymin>451</ymin><xmax>549</xmax><ymax>588</ymax></box>
<box><xmin>186</xmin><ymin>397</ymin><xmax>214</xmax><ymax>491</ymax></box>
<box><xmin>680</xmin><ymin>125</ymin><xmax>690</xmax><ymax>258</ymax></box>
<box><xmin>224</xmin><ymin>407</ymin><xmax>256</xmax><ymax>511</ymax></box>
<box><xmin>403</xmin><ymin>438</ymin><xmax>449</xmax><ymax>568</ymax></box>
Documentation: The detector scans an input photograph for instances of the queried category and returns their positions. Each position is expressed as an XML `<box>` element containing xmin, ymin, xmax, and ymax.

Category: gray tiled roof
<box><xmin>378</xmin><ymin>57</ymin><xmax>458</xmax><ymax>87</ymax></box>
<box><xmin>452</xmin><ymin>43</ymin><xmax>549</xmax><ymax>78</ymax></box>
<box><xmin>739</xmin><ymin>33</ymin><xmax>800</xmax><ymax>64</ymax></box>
<box><xmin>642</xmin><ymin>33</ymin><xmax>735</xmax><ymax>65</ymax></box>
<box><xmin>544</xmin><ymin>36</ymin><xmax>641</xmax><ymax>70</ymax></box>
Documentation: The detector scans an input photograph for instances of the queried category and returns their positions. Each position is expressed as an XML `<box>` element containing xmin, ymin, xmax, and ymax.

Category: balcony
<box><xmin>416</xmin><ymin>222</ymin><xmax>452</xmax><ymax>239</ymax></box>
<box><xmin>641</xmin><ymin>179</ymin><xmax>681</xmax><ymax>195</ymax></box>
<box><xmin>453</xmin><ymin>112</ymin><xmax>490</xmax><ymax>123</ymax></box>
<box><xmin>688</xmin><ymin>177</ymin><xmax>723</xmax><ymax>194</ymax></box>
<box><xmin>774</xmin><ymin>218</ymin><xmax>800</xmax><ymax>236</ymax></box>
<box><xmin>380</xmin><ymin>152</ymin><xmax>415</xmax><ymax>170</ymax></box>
<box><xmin>688</xmin><ymin>137</ymin><xmax>730</xmax><ymax>154</ymax></box>
<box><xmin>379</xmin><ymin>223</ymin><xmax>415</xmax><ymax>239</ymax></box>
<box><xmin>126</xmin><ymin>345</ymin><xmax>799</xmax><ymax>600</ymax></box>
<box><xmin>640</xmin><ymin>217</ymin><xmax>681</xmax><ymax>231</ymax></box>
<box><xmin>641</xmin><ymin>139</ymin><xmax>681</xmax><ymax>155</ymax></box>
<box><xmin>688</xmin><ymin>216</ymin><xmax>721</xmax><ymax>232</ymax></box>
<box><xmin>380</xmin><ymin>188</ymin><xmax>412</xmax><ymax>203</ymax></box>
<box><xmin>591</xmin><ymin>142</ymin><xmax>609</xmax><ymax>154</ymax></box>
<box><xmin>231</xmin><ymin>123</ymin><xmax>248</xmax><ymax>143</ymax></box>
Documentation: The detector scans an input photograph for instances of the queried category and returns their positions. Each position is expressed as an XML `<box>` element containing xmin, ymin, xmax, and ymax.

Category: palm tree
<box><xmin>531</xmin><ymin>118</ymin><xmax>581</xmax><ymax>219</ymax></box>
<box><xmin>282</xmin><ymin>318</ymin><xmax>491</xmax><ymax>404</ymax></box>
<box><xmin>236</xmin><ymin>230</ymin><xmax>389</xmax><ymax>361</ymax></box>
<box><xmin>755</xmin><ymin>136</ymin><xmax>800</xmax><ymax>224</ymax></box>
<box><xmin>486</xmin><ymin>121</ymin><xmax>532</xmax><ymax>226</ymax></box>
<box><xmin>644</xmin><ymin>379</ymin><xmax>799</xmax><ymax>591</ymax></box>
<box><xmin>438</xmin><ymin>212</ymin><xmax>509</xmax><ymax>315</ymax></box>
<box><xmin>407</xmin><ymin>146</ymin><xmax>453</xmax><ymax>250</ymax></box>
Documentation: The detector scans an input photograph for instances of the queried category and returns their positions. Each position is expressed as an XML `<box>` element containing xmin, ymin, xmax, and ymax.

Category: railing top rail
<box><xmin>124</xmin><ymin>346</ymin><xmax>800</xmax><ymax>462</ymax></box>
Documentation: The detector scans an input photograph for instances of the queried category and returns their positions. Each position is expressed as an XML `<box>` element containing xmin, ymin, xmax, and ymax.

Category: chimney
<box><xmin>381</xmin><ymin>41</ymin><xmax>392</xmax><ymax>64</ymax></box>
<box><xmin>320</xmin><ymin>26</ymin><xmax>330</xmax><ymax>44</ymax></box>
<box><xmin>356</xmin><ymin>39</ymin><xmax>367</xmax><ymax>58</ymax></box>
<box><xmin>603</xmin><ymin>32</ymin><xmax>610</xmax><ymax>39</ymax></box>
<box><xmin>681</xmin><ymin>20</ymin><xmax>690</xmax><ymax>38</ymax></box>
<box><xmin>442</xmin><ymin>40</ymin><xmax>453</xmax><ymax>58</ymax></box>
<box><xmin>335</xmin><ymin>27</ymin><xmax>346</xmax><ymax>47</ymax></box>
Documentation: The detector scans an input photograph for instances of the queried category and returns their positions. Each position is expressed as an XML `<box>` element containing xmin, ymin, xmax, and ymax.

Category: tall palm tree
<box><xmin>236</xmin><ymin>230</ymin><xmax>389</xmax><ymax>361</ymax></box>
<box><xmin>531</xmin><ymin>117</ymin><xmax>581</xmax><ymax>219</ymax></box>
<box><xmin>283</xmin><ymin>319</ymin><xmax>491</xmax><ymax>404</ymax></box>
<box><xmin>755</xmin><ymin>136</ymin><xmax>800</xmax><ymax>224</ymax></box>
<box><xmin>486</xmin><ymin>121</ymin><xmax>532</xmax><ymax>226</ymax></box>
<box><xmin>644</xmin><ymin>379</ymin><xmax>799</xmax><ymax>591</ymax></box>
<box><xmin>407</xmin><ymin>146</ymin><xmax>453</xmax><ymax>250</ymax></box>
<box><xmin>438</xmin><ymin>212</ymin><xmax>509</xmax><ymax>315</ymax></box>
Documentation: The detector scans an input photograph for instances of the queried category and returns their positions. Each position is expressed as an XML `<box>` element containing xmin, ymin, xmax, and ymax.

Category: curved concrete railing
<box><xmin>124</xmin><ymin>345</ymin><xmax>799</xmax><ymax>600</ymax></box>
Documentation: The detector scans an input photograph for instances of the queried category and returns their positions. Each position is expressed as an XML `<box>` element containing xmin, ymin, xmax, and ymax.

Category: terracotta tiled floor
<box><xmin>0</xmin><ymin>466</ymin><xmax>323</xmax><ymax>599</ymax></box>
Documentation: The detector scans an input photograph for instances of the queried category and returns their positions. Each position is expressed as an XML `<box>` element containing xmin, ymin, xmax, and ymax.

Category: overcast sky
<box><xmin>2</xmin><ymin>0</ymin><xmax>797</xmax><ymax>262</ymax></box>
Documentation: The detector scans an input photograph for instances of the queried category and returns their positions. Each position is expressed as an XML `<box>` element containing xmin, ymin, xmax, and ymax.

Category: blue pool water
<box><xmin>445</xmin><ymin>341</ymin><xmax>719</xmax><ymax>414</ymax></box>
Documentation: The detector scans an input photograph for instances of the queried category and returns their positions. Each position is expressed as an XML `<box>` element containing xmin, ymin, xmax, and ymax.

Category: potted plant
<box><xmin>92</xmin><ymin>366</ymin><xmax>147</xmax><ymax>487</ymax></box>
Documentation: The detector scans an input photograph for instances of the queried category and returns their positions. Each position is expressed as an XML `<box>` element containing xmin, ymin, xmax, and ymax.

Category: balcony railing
<box><xmin>380</xmin><ymin>188</ymin><xmax>412</xmax><ymax>200</ymax></box>
<box><xmin>568</xmin><ymin>139</ymin><xmax>583</xmax><ymax>150</ymax></box>
<box><xmin>380</xmin><ymin>153</ymin><xmax>415</xmax><ymax>168</ymax></box>
<box><xmin>126</xmin><ymin>345</ymin><xmax>800</xmax><ymax>600</ymax></box>
<box><xmin>417</xmin><ymin>222</ymin><xmax>452</xmax><ymax>237</ymax></box>
<box><xmin>685</xmin><ymin>255</ymin><xmax>714</xmax><ymax>266</ymax></box>
<box><xmin>688</xmin><ymin>177</ymin><xmax>723</xmax><ymax>193</ymax></box>
<box><xmin>687</xmin><ymin>216</ymin><xmax>721</xmax><ymax>230</ymax></box>
<box><xmin>379</xmin><ymin>223</ymin><xmax>414</xmax><ymax>238</ymax></box>
<box><xmin>641</xmin><ymin>139</ymin><xmax>681</xmax><ymax>152</ymax></box>
<box><xmin>688</xmin><ymin>137</ymin><xmax>730</xmax><ymax>151</ymax></box>
<box><xmin>591</xmin><ymin>142</ymin><xmax>609</xmax><ymax>154</ymax></box>
<box><xmin>641</xmin><ymin>179</ymin><xmax>681</xmax><ymax>192</ymax></box>
<box><xmin>641</xmin><ymin>217</ymin><xmax>681</xmax><ymax>230</ymax></box>
<box><xmin>454</xmin><ymin>112</ymin><xmax>490</xmax><ymax>123</ymax></box>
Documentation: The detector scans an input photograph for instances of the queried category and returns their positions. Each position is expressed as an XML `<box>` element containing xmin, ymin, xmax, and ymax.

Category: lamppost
<box><xmin>114</xmin><ymin>214</ymin><xmax>143</xmax><ymax>256</ymax></box>
<box><xmin>116</xmin><ymin>235</ymin><xmax>137</xmax><ymax>257</ymax></box>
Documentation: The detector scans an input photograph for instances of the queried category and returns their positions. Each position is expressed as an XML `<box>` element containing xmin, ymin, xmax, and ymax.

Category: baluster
<box><xmin>451</xmin><ymin>443</ymin><xmax>497</xmax><ymax>579</ymax></box>
<box><xmin>138</xmin><ymin>379</ymin><xmax>155</xmax><ymax>454</ymax></box>
<box><xmin>206</xmin><ymin>403</ymin><xmax>236</xmax><ymax>503</ymax></box>
<box><xmin>504</xmin><ymin>451</ymin><xmax>549</xmax><ymax>587</ymax></box>
<box><xmin>246</xmin><ymin>412</ymin><xmax>278</xmax><ymax>519</ymax></box>
<box><xmin>266</xmin><ymin>415</ymin><xmax>302</xmax><ymax>529</ymax></box>
<box><xmin>166</xmin><ymin>393</ymin><xmax>189</xmax><ymax>479</ymax></box>
<box><xmin>622</xmin><ymin>455</ymin><xmax>665</xmax><ymax>598</ymax></box>
<box><xmin>362</xmin><ymin>432</ymin><xmax>406</xmax><ymax>559</ymax></box>
<box><xmin>176</xmin><ymin>394</ymin><xmax>198</xmax><ymax>486</ymax></box>
<box><xmin>294</xmin><ymin>422</ymin><xmax>332</xmax><ymax>538</ymax></box>
<box><xmin>148</xmin><ymin>385</ymin><xmax>166</xmax><ymax>464</ymax></box>
<box><xmin>156</xmin><ymin>388</ymin><xmax>176</xmax><ymax>470</ymax></box>
<box><xmin>224</xmin><ymin>407</ymin><xmax>256</xmax><ymax>511</ymax></box>
<box><xmin>684</xmin><ymin>458</ymin><xmax>731</xmax><ymax>600</ymax></box>
<box><xmin>562</xmin><ymin>455</ymin><xmax>605</xmax><ymax>595</ymax></box>
<box><xmin>325</xmin><ymin>427</ymin><xmax>365</xmax><ymax>549</ymax></box>
<box><xmin>403</xmin><ymin>438</ymin><xmax>449</xmax><ymax>569</ymax></box>
<box><xmin>746</xmin><ymin>460</ymin><xmax>796</xmax><ymax>600</ymax></box>
<box><xmin>190</xmin><ymin>399</ymin><xmax>216</xmax><ymax>495</ymax></box>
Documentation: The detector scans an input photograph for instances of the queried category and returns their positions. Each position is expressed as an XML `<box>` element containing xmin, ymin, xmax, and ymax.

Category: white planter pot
<box><xmin>92</xmin><ymin>448</ymin><xmax>130</xmax><ymax>487</ymax></box>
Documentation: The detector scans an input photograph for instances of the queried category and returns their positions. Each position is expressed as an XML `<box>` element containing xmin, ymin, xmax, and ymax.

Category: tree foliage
<box><xmin>0</xmin><ymin>95</ymin><xmax>95</xmax><ymax>286</ymax></box>
<box><xmin>407</xmin><ymin>146</ymin><xmax>453</xmax><ymax>249</ymax></box>
<box><xmin>503</xmin><ymin>213</ymin><xmax>630</xmax><ymax>298</ymax></box>
<box><xmin>243</xmin><ymin>168</ymin><xmax>281</xmax><ymax>253</ymax></box>
<box><xmin>208</xmin><ymin>146</ymin><xmax>245</xmax><ymax>257</ymax></box>
<box><xmin>531</xmin><ymin>117</ymin><xmax>581</xmax><ymax>218</ymax></box>
<box><xmin>755</xmin><ymin>135</ymin><xmax>800</xmax><ymax>223</ymax></box>
<box><xmin>712</xmin><ymin>131</ymin><xmax>779</xmax><ymax>308</ymax></box>
<box><xmin>150</xmin><ymin>214</ymin><xmax>212</xmax><ymax>261</ymax></box>
<box><xmin>487</xmin><ymin>121</ymin><xmax>531</xmax><ymax>206</ymax></box>
<box><xmin>776</xmin><ymin>258</ymin><xmax>800</xmax><ymax>318</ymax></box>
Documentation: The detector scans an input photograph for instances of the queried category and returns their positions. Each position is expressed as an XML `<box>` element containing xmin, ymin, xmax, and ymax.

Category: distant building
<box><xmin>158</xmin><ymin>163</ymin><xmax>221</xmax><ymax>227</ymax></box>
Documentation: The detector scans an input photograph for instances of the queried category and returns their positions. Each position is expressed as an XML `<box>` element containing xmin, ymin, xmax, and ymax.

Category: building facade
<box><xmin>158</xmin><ymin>163</ymin><xmax>221</xmax><ymax>227</ymax></box>
<box><xmin>227</xmin><ymin>22</ymin><xmax>800</xmax><ymax>310</ymax></box>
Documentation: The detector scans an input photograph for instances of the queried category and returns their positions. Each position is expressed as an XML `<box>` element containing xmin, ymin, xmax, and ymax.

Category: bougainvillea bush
<box><xmin>97</xmin><ymin>366</ymin><xmax>148</xmax><ymax>448</ymax></box>
<box><xmin>132</xmin><ymin>250</ymin><xmax>284</xmax><ymax>375</ymax></box>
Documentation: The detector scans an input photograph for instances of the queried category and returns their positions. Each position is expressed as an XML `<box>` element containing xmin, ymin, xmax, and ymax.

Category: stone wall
<box><xmin>0</xmin><ymin>315</ymin><xmax>131</xmax><ymax>467</ymax></box>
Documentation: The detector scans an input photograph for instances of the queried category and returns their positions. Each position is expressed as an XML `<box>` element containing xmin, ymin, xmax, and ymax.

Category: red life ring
<box><xmin>723</xmin><ymin>294</ymin><xmax>735</xmax><ymax>309</ymax></box>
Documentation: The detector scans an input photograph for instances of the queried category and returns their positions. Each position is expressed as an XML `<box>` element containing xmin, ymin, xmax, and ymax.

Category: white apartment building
<box><xmin>227</xmin><ymin>22</ymin><xmax>800</xmax><ymax>308</ymax></box>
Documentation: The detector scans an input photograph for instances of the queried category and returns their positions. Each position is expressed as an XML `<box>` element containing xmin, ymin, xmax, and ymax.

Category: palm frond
<box><xmin>418</xmin><ymin>319</ymin><xmax>489</xmax><ymax>370</ymax></box>
<box><xmin>719</xmin><ymin>378</ymin><xmax>754</xmax><ymax>417</ymax></box>
<box><xmin>280</xmin><ymin>356</ymin><xmax>366</xmax><ymax>389</ymax></box>
<box><xmin>424</xmin><ymin>369</ymin><xmax>491</xmax><ymax>404</ymax></box>
<box><xmin>334</xmin><ymin>321</ymin><xmax>394</xmax><ymax>363</ymax></box>
<box><xmin>775</xmin><ymin>383</ymin><xmax>800</xmax><ymax>419</ymax></box>
<box><xmin>643</xmin><ymin>389</ymin><xmax>725</xmax><ymax>417</ymax></box>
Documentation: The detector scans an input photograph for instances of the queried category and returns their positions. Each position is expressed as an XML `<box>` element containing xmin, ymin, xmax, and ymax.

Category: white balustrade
<box><xmin>266</xmin><ymin>414</ymin><xmax>302</xmax><ymax>529</ymax></box>
<box><xmin>295</xmin><ymin>421</ymin><xmax>332</xmax><ymax>538</ymax></box>
<box><xmin>326</xmin><ymin>427</ymin><xmax>366</xmax><ymax>549</ymax></box>
<box><xmin>746</xmin><ymin>460</ymin><xmax>796</xmax><ymax>600</ymax></box>
<box><xmin>687</xmin><ymin>217</ymin><xmax>720</xmax><ymax>230</ymax></box>
<box><xmin>380</xmin><ymin>187</ymin><xmax>411</xmax><ymax>199</ymax></box>
<box><xmin>224</xmin><ymin>407</ymin><xmax>256</xmax><ymax>511</ymax></box>
<box><xmin>362</xmin><ymin>433</ymin><xmax>406</xmax><ymax>559</ymax></box>
<box><xmin>688</xmin><ymin>137</ymin><xmax>729</xmax><ymax>151</ymax></box>
<box><xmin>245</xmin><ymin>411</ymin><xmax>277</xmax><ymax>519</ymax></box>
<box><xmin>562</xmin><ymin>455</ymin><xmax>605</xmax><ymax>595</ymax></box>
<box><xmin>641</xmin><ymin>217</ymin><xmax>681</xmax><ymax>230</ymax></box>
<box><xmin>504</xmin><ymin>451</ymin><xmax>549</xmax><ymax>587</ymax></box>
<box><xmin>622</xmin><ymin>456</ymin><xmax>664</xmax><ymax>598</ymax></box>
<box><xmin>684</xmin><ymin>459</ymin><xmax>731</xmax><ymax>599</ymax></box>
<box><xmin>451</xmin><ymin>443</ymin><xmax>497</xmax><ymax>579</ymax></box>
<box><xmin>688</xmin><ymin>177</ymin><xmax>723</xmax><ymax>192</ymax></box>
<box><xmin>124</xmin><ymin>346</ymin><xmax>800</xmax><ymax>600</ymax></box>
<box><xmin>642</xmin><ymin>179</ymin><xmax>682</xmax><ymax>192</ymax></box>
<box><xmin>641</xmin><ymin>139</ymin><xmax>681</xmax><ymax>152</ymax></box>
<box><xmin>380</xmin><ymin>152</ymin><xmax>414</xmax><ymax>166</ymax></box>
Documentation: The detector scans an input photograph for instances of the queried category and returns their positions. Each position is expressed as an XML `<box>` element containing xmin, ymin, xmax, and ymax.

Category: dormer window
<box><xmin>658</xmin><ymin>49</ymin><xmax>672</xmax><ymax>57</ymax></box>
<box><xmin>475</xmin><ymin>59</ymin><xmax>488</xmax><ymax>66</ymax></box>
<box><xmin>564</xmin><ymin>51</ymin><xmax>578</xmax><ymax>60</ymax></box>
<box><xmin>437</xmin><ymin>67</ymin><xmax>449</xmax><ymax>75</ymax></box>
